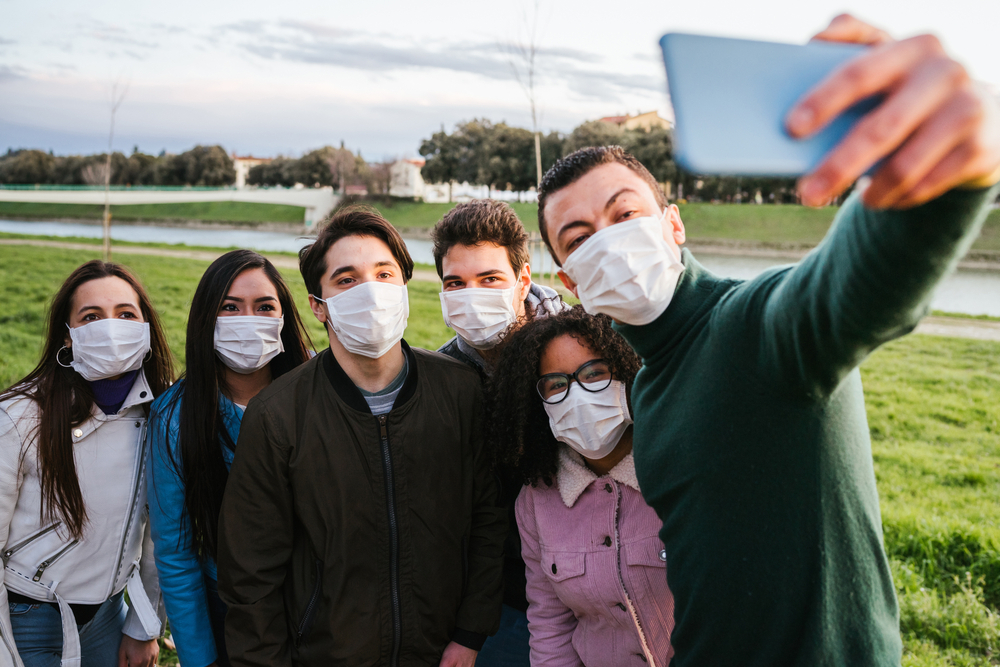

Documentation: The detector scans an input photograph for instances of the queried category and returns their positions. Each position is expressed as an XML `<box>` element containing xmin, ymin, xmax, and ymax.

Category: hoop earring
<box><xmin>56</xmin><ymin>346</ymin><xmax>73</xmax><ymax>368</ymax></box>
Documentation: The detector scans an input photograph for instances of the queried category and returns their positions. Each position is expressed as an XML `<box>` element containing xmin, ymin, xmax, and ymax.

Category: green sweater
<box><xmin>615</xmin><ymin>186</ymin><xmax>999</xmax><ymax>667</ymax></box>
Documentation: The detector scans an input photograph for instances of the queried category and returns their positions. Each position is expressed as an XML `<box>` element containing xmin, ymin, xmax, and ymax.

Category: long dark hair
<box><xmin>485</xmin><ymin>306</ymin><xmax>641</xmax><ymax>486</ymax></box>
<box><xmin>0</xmin><ymin>261</ymin><xmax>174</xmax><ymax>539</ymax></box>
<box><xmin>161</xmin><ymin>249</ymin><xmax>312</xmax><ymax>561</ymax></box>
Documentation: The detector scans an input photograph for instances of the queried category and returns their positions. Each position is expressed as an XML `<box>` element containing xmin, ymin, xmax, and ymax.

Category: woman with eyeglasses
<box><xmin>485</xmin><ymin>306</ymin><xmax>674</xmax><ymax>667</ymax></box>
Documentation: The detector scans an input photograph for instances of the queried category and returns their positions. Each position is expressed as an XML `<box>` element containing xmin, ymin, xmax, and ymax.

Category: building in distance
<box><xmin>232</xmin><ymin>155</ymin><xmax>272</xmax><ymax>188</ymax></box>
<box><xmin>598</xmin><ymin>111</ymin><xmax>672</xmax><ymax>132</ymax></box>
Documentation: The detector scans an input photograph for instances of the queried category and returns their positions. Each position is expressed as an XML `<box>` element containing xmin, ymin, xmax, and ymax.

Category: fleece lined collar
<box><xmin>556</xmin><ymin>445</ymin><xmax>641</xmax><ymax>508</ymax></box>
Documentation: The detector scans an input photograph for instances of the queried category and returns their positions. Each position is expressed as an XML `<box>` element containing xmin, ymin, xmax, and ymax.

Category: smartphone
<box><xmin>660</xmin><ymin>33</ymin><xmax>882</xmax><ymax>176</ymax></box>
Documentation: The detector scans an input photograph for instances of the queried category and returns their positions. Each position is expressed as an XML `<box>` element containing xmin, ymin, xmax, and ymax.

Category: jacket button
<box><xmin>72</xmin><ymin>428</ymin><xmax>83</xmax><ymax>438</ymax></box>
<box><xmin>659</xmin><ymin>549</ymin><xmax>667</xmax><ymax>562</ymax></box>
<box><xmin>551</xmin><ymin>563</ymin><xmax>557</xmax><ymax>575</ymax></box>
<box><xmin>135</xmin><ymin>421</ymin><xmax>141</xmax><ymax>428</ymax></box>
<box><xmin>139</xmin><ymin>391</ymin><xmax>147</xmax><ymax>399</ymax></box>
<box><xmin>604</xmin><ymin>483</ymin><xmax>613</xmax><ymax>493</ymax></box>
<box><xmin>615</xmin><ymin>602</ymin><xmax>626</xmax><ymax>611</ymax></box>
<box><xmin>603</xmin><ymin>536</ymin><xmax>612</xmax><ymax>547</ymax></box>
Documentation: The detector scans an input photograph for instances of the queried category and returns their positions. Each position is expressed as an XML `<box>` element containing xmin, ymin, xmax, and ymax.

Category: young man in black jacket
<box><xmin>218</xmin><ymin>207</ymin><xmax>506</xmax><ymax>667</ymax></box>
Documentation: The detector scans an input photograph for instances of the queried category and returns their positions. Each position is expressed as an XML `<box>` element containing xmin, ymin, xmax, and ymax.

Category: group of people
<box><xmin>1</xmin><ymin>14</ymin><xmax>999</xmax><ymax>667</ymax></box>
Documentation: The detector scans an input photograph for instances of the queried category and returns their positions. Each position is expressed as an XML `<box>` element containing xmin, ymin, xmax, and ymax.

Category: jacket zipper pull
<box><xmin>379</xmin><ymin>415</ymin><xmax>388</xmax><ymax>440</ymax></box>
<box><xmin>32</xmin><ymin>561</ymin><xmax>51</xmax><ymax>582</ymax></box>
<box><xmin>32</xmin><ymin>540</ymin><xmax>78</xmax><ymax>581</ymax></box>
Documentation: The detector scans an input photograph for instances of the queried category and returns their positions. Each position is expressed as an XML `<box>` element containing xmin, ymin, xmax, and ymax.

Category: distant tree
<box><xmin>364</xmin><ymin>161</ymin><xmax>392</xmax><ymax>196</ymax></box>
<box><xmin>326</xmin><ymin>144</ymin><xmax>357</xmax><ymax>193</ymax></box>
<box><xmin>0</xmin><ymin>150</ymin><xmax>57</xmax><ymax>184</ymax></box>
<box><xmin>158</xmin><ymin>145</ymin><xmax>235</xmax><ymax>186</ymax></box>
<box><xmin>420</xmin><ymin>127</ymin><xmax>463</xmax><ymax>201</ymax></box>
<box><xmin>81</xmin><ymin>162</ymin><xmax>110</xmax><ymax>186</ymax></box>
<box><xmin>562</xmin><ymin>120</ymin><xmax>624</xmax><ymax>155</ymax></box>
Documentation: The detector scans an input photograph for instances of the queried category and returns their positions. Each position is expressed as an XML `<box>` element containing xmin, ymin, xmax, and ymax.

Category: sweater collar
<box><xmin>321</xmin><ymin>341</ymin><xmax>418</xmax><ymax>414</ymax></box>
<box><xmin>556</xmin><ymin>445</ymin><xmax>641</xmax><ymax>508</ymax></box>
<box><xmin>613</xmin><ymin>248</ymin><xmax>729</xmax><ymax>361</ymax></box>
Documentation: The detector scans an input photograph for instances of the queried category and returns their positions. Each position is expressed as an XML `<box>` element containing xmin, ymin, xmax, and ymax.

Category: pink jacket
<box><xmin>516</xmin><ymin>447</ymin><xmax>674</xmax><ymax>667</ymax></box>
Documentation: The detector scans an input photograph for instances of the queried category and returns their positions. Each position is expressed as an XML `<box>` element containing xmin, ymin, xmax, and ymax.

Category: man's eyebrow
<box><xmin>476</xmin><ymin>269</ymin><xmax>506</xmax><ymax>278</ymax></box>
<box><xmin>605</xmin><ymin>187</ymin><xmax>638</xmax><ymax>210</ymax></box>
<box><xmin>556</xmin><ymin>219</ymin><xmax>591</xmax><ymax>242</ymax></box>
<box><xmin>330</xmin><ymin>265</ymin><xmax>356</xmax><ymax>279</ymax></box>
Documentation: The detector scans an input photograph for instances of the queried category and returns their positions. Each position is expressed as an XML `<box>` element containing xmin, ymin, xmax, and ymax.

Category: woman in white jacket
<box><xmin>0</xmin><ymin>260</ymin><xmax>171</xmax><ymax>667</ymax></box>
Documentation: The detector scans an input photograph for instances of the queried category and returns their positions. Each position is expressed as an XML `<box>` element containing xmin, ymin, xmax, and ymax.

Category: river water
<box><xmin>3</xmin><ymin>219</ymin><xmax>999</xmax><ymax>317</ymax></box>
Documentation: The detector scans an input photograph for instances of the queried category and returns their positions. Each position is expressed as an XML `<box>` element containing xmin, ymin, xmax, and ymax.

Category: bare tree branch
<box><xmin>500</xmin><ymin>0</ymin><xmax>544</xmax><ymax>186</ymax></box>
<box><xmin>103</xmin><ymin>78</ymin><xmax>129</xmax><ymax>261</ymax></box>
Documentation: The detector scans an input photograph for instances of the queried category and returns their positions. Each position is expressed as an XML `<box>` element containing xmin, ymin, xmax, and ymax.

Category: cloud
<box><xmin>81</xmin><ymin>20</ymin><xmax>160</xmax><ymax>49</ymax></box>
<box><xmin>0</xmin><ymin>37</ymin><xmax>15</xmax><ymax>46</ymax></box>
<box><xmin>214</xmin><ymin>20</ymin><xmax>661</xmax><ymax>100</ymax></box>
<box><xmin>0</xmin><ymin>64</ymin><xmax>29</xmax><ymax>82</ymax></box>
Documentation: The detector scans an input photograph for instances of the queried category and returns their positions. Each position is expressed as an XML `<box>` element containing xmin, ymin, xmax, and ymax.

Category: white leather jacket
<box><xmin>0</xmin><ymin>371</ymin><xmax>164</xmax><ymax>667</ymax></box>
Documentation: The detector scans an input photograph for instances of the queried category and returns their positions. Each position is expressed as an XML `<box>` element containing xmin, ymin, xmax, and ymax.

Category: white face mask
<box><xmin>317</xmin><ymin>282</ymin><xmax>409</xmax><ymax>359</ymax></box>
<box><xmin>561</xmin><ymin>211</ymin><xmax>684</xmax><ymax>326</ymax></box>
<box><xmin>65</xmin><ymin>319</ymin><xmax>151</xmax><ymax>381</ymax></box>
<box><xmin>543</xmin><ymin>379</ymin><xmax>633</xmax><ymax>460</ymax></box>
<box><xmin>214</xmin><ymin>315</ymin><xmax>285</xmax><ymax>374</ymax></box>
<box><xmin>440</xmin><ymin>286</ymin><xmax>520</xmax><ymax>350</ymax></box>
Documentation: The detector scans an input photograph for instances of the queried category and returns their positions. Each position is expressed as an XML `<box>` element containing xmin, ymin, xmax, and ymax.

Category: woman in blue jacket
<box><xmin>147</xmin><ymin>250</ymin><xmax>312</xmax><ymax>667</ymax></box>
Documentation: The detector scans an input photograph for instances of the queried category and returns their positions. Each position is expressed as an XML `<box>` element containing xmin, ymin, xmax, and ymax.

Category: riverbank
<box><xmin>1</xmin><ymin>243</ymin><xmax>999</xmax><ymax>666</ymax></box>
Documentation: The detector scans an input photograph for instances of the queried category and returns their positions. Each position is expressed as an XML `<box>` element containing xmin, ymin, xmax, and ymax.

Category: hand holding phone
<box><xmin>787</xmin><ymin>14</ymin><xmax>1000</xmax><ymax>208</ymax></box>
<box><xmin>661</xmin><ymin>14</ymin><xmax>1000</xmax><ymax>208</ymax></box>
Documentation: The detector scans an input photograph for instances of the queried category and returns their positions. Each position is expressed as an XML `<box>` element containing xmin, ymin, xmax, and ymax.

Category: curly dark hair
<box><xmin>485</xmin><ymin>305</ymin><xmax>642</xmax><ymax>487</ymax></box>
<box><xmin>537</xmin><ymin>146</ymin><xmax>667</xmax><ymax>265</ymax></box>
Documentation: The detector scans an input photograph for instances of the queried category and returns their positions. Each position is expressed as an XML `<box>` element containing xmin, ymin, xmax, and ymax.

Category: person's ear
<box><xmin>665</xmin><ymin>204</ymin><xmax>686</xmax><ymax>246</ymax></box>
<box><xmin>308</xmin><ymin>294</ymin><xmax>328</xmax><ymax>325</ymax></box>
<box><xmin>518</xmin><ymin>262</ymin><xmax>532</xmax><ymax>300</ymax></box>
<box><xmin>557</xmin><ymin>270</ymin><xmax>579</xmax><ymax>298</ymax></box>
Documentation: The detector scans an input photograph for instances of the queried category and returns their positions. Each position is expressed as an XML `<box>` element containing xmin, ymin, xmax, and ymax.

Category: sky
<box><xmin>2</xmin><ymin>0</ymin><xmax>998</xmax><ymax>161</ymax></box>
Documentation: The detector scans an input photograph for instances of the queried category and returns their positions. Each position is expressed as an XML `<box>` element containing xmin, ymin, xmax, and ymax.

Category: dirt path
<box><xmin>4</xmin><ymin>238</ymin><xmax>999</xmax><ymax>341</ymax></box>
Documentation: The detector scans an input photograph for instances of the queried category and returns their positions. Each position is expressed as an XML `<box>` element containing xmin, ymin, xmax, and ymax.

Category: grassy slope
<box><xmin>3</xmin><ymin>199</ymin><xmax>998</xmax><ymax>252</ymax></box>
<box><xmin>3</xmin><ymin>244</ymin><xmax>1000</xmax><ymax>665</ymax></box>
<box><xmin>0</xmin><ymin>200</ymin><xmax>306</xmax><ymax>224</ymax></box>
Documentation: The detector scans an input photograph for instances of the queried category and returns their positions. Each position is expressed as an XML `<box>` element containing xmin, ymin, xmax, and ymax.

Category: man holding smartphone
<box><xmin>536</xmin><ymin>14</ymin><xmax>1000</xmax><ymax>667</ymax></box>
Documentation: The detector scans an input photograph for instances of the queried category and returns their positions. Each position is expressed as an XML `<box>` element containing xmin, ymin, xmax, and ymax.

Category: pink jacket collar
<box><xmin>556</xmin><ymin>445</ymin><xmax>641</xmax><ymax>508</ymax></box>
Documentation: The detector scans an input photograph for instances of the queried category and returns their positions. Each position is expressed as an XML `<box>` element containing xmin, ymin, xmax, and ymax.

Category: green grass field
<box><xmin>2</xmin><ymin>244</ymin><xmax>1000</xmax><ymax>665</ymax></box>
<box><xmin>4</xmin><ymin>199</ymin><xmax>999</xmax><ymax>253</ymax></box>
<box><xmin>0</xmin><ymin>200</ymin><xmax>306</xmax><ymax>224</ymax></box>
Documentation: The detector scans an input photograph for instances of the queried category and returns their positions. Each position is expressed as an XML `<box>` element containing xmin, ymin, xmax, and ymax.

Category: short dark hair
<box><xmin>537</xmin><ymin>146</ymin><xmax>667</xmax><ymax>263</ymax></box>
<box><xmin>299</xmin><ymin>205</ymin><xmax>415</xmax><ymax>297</ymax></box>
<box><xmin>431</xmin><ymin>199</ymin><xmax>530</xmax><ymax>279</ymax></box>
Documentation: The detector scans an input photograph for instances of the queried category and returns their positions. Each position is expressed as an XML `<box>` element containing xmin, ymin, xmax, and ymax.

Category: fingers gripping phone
<box><xmin>660</xmin><ymin>33</ymin><xmax>882</xmax><ymax>176</ymax></box>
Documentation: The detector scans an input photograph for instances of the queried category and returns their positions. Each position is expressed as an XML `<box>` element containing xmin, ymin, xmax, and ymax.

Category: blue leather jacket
<box><xmin>146</xmin><ymin>380</ymin><xmax>241</xmax><ymax>667</ymax></box>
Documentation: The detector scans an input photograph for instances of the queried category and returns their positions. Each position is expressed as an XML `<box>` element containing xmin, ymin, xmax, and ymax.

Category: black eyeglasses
<box><xmin>536</xmin><ymin>359</ymin><xmax>613</xmax><ymax>404</ymax></box>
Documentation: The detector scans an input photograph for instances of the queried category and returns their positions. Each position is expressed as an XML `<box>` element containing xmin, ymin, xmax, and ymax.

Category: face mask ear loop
<box><xmin>56</xmin><ymin>346</ymin><xmax>73</xmax><ymax>368</ymax></box>
<box><xmin>143</xmin><ymin>349</ymin><xmax>152</xmax><ymax>363</ymax></box>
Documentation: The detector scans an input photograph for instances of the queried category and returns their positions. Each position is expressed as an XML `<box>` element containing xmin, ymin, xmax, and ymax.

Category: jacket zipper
<box><xmin>32</xmin><ymin>540</ymin><xmax>79</xmax><ymax>581</ymax></box>
<box><xmin>611</xmin><ymin>481</ymin><xmax>657</xmax><ymax>666</ymax></box>
<box><xmin>378</xmin><ymin>414</ymin><xmax>402</xmax><ymax>667</ymax></box>
<box><xmin>2</xmin><ymin>522</ymin><xmax>60</xmax><ymax>566</ymax></box>
<box><xmin>112</xmin><ymin>421</ymin><xmax>147</xmax><ymax>586</ymax></box>
<box><xmin>295</xmin><ymin>558</ymin><xmax>323</xmax><ymax>646</ymax></box>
